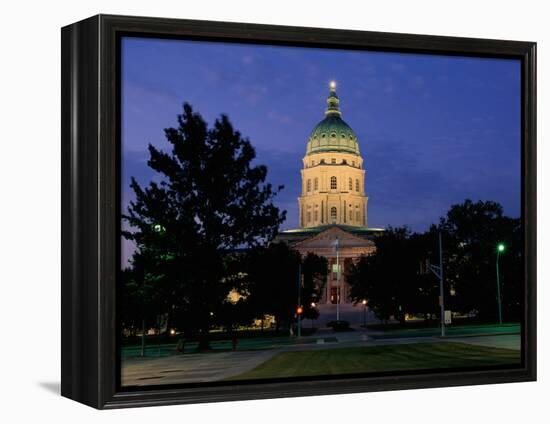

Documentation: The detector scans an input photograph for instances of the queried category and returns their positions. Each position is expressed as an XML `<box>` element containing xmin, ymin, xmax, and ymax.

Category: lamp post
<box><xmin>496</xmin><ymin>243</ymin><xmax>505</xmax><ymax>325</ymax></box>
<box><xmin>362</xmin><ymin>299</ymin><xmax>367</xmax><ymax>327</ymax></box>
<box><xmin>429</xmin><ymin>232</ymin><xmax>445</xmax><ymax>337</ymax></box>
<box><xmin>297</xmin><ymin>263</ymin><xmax>302</xmax><ymax>337</ymax></box>
<box><xmin>335</xmin><ymin>237</ymin><xmax>340</xmax><ymax>321</ymax></box>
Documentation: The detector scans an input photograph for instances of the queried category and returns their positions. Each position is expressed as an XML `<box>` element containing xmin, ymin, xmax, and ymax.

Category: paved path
<box><xmin>122</xmin><ymin>327</ymin><xmax>520</xmax><ymax>386</ymax></box>
<box><xmin>122</xmin><ymin>350</ymin><xmax>278</xmax><ymax>386</ymax></box>
<box><xmin>444</xmin><ymin>334</ymin><xmax>520</xmax><ymax>351</ymax></box>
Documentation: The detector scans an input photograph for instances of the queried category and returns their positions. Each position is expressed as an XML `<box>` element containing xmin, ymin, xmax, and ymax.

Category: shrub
<box><xmin>326</xmin><ymin>320</ymin><xmax>351</xmax><ymax>331</ymax></box>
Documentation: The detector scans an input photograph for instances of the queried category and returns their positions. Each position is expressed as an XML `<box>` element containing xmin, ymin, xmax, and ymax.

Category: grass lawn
<box><xmin>121</xmin><ymin>335</ymin><xmax>307</xmax><ymax>359</ymax></box>
<box><xmin>369</xmin><ymin>323</ymin><xmax>520</xmax><ymax>339</ymax></box>
<box><xmin>228</xmin><ymin>342</ymin><xmax>520</xmax><ymax>380</ymax></box>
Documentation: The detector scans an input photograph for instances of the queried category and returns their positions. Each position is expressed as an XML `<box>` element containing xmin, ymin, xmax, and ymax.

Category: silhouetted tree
<box><xmin>347</xmin><ymin>200</ymin><xmax>522</xmax><ymax>324</ymax></box>
<box><xmin>243</xmin><ymin>243</ymin><xmax>326</xmax><ymax>332</ymax></box>
<box><xmin>439</xmin><ymin>199</ymin><xmax>521</xmax><ymax>321</ymax></box>
<box><xmin>123</xmin><ymin>103</ymin><xmax>286</xmax><ymax>350</ymax></box>
<box><xmin>302</xmin><ymin>252</ymin><xmax>328</xmax><ymax>305</ymax></box>
<box><xmin>243</xmin><ymin>242</ymin><xmax>300</xmax><ymax>332</ymax></box>
<box><xmin>347</xmin><ymin>227</ymin><xmax>416</xmax><ymax>322</ymax></box>
<box><xmin>121</xmin><ymin>248</ymin><xmax>167</xmax><ymax>355</ymax></box>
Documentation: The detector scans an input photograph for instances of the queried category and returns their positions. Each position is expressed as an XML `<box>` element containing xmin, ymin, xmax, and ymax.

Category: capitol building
<box><xmin>277</xmin><ymin>82</ymin><xmax>383</xmax><ymax>316</ymax></box>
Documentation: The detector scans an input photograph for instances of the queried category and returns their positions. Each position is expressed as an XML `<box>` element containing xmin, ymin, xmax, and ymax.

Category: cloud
<box><xmin>267</xmin><ymin>110</ymin><xmax>293</xmax><ymax>124</ymax></box>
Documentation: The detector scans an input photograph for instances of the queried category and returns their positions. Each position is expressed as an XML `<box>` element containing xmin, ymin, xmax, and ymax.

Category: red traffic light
<box><xmin>296</xmin><ymin>306</ymin><xmax>303</xmax><ymax>315</ymax></box>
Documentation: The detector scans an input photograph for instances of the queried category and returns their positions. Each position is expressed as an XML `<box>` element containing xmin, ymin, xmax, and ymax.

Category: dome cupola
<box><xmin>305</xmin><ymin>82</ymin><xmax>361</xmax><ymax>156</ymax></box>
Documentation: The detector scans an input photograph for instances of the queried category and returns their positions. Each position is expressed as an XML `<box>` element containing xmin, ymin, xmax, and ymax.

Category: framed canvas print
<box><xmin>61</xmin><ymin>14</ymin><xmax>536</xmax><ymax>409</ymax></box>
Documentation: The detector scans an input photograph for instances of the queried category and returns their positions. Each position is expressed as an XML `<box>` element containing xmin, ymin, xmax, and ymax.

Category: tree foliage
<box><xmin>122</xmin><ymin>103</ymin><xmax>286</xmax><ymax>349</ymax></box>
<box><xmin>242</xmin><ymin>243</ymin><xmax>327</xmax><ymax>332</ymax></box>
<box><xmin>347</xmin><ymin>200</ymin><xmax>522</xmax><ymax>323</ymax></box>
<box><xmin>347</xmin><ymin>227</ymin><xmax>436</xmax><ymax>322</ymax></box>
<box><xmin>440</xmin><ymin>199</ymin><xmax>521</xmax><ymax>321</ymax></box>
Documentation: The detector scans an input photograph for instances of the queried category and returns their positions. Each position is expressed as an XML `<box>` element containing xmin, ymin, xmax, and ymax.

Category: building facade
<box><xmin>278</xmin><ymin>83</ymin><xmax>382</xmax><ymax>313</ymax></box>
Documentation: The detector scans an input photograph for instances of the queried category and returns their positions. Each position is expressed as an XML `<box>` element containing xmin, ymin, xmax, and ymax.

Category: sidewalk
<box><xmin>122</xmin><ymin>324</ymin><xmax>520</xmax><ymax>386</ymax></box>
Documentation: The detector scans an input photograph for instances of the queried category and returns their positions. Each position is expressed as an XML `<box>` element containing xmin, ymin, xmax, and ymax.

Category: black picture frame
<box><xmin>61</xmin><ymin>14</ymin><xmax>537</xmax><ymax>409</ymax></box>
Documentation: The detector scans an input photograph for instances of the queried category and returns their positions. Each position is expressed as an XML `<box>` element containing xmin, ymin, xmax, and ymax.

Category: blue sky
<box><xmin>121</xmin><ymin>37</ymin><xmax>521</xmax><ymax>264</ymax></box>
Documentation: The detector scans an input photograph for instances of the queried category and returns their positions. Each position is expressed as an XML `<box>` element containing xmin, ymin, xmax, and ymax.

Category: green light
<box><xmin>497</xmin><ymin>243</ymin><xmax>505</xmax><ymax>252</ymax></box>
<box><xmin>153</xmin><ymin>224</ymin><xmax>166</xmax><ymax>233</ymax></box>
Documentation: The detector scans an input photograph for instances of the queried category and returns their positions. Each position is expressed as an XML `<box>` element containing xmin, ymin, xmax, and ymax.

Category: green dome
<box><xmin>305</xmin><ymin>85</ymin><xmax>360</xmax><ymax>156</ymax></box>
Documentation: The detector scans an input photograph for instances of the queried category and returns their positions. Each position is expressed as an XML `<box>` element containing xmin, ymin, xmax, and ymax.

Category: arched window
<box><xmin>330</xmin><ymin>176</ymin><xmax>337</xmax><ymax>190</ymax></box>
<box><xmin>349</xmin><ymin>210</ymin><xmax>353</xmax><ymax>220</ymax></box>
<box><xmin>355</xmin><ymin>179</ymin><xmax>360</xmax><ymax>192</ymax></box>
<box><xmin>307</xmin><ymin>179</ymin><xmax>311</xmax><ymax>192</ymax></box>
<box><xmin>330</xmin><ymin>207</ymin><xmax>337</xmax><ymax>223</ymax></box>
<box><xmin>356</xmin><ymin>211</ymin><xmax>360</xmax><ymax>222</ymax></box>
<box><xmin>314</xmin><ymin>210</ymin><xmax>318</xmax><ymax>222</ymax></box>
<box><xmin>307</xmin><ymin>212</ymin><xmax>311</xmax><ymax>222</ymax></box>
<box><xmin>348</xmin><ymin>177</ymin><xmax>352</xmax><ymax>190</ymax></box>
<box><xmin>314</xmin><ymin>178</ymin><xmax>318</xmax><ymax>191</ymax></box>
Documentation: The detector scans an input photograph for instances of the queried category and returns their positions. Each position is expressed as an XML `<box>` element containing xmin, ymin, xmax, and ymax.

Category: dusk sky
<box><xmin>121</xmin><ymin>36</ymin><xmax>521</xmax><ymax>265</ymax></box>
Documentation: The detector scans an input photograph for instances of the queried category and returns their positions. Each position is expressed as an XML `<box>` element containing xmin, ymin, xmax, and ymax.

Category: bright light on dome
<box><xmin>330</xmin><ymin>80</ymin><xmax>336</xmax><ymax>89</ymax></box>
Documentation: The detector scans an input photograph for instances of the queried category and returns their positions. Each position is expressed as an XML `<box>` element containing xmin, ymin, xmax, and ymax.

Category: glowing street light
<box><xmin>153</xmin><ymin>223</ymin><xmax>166</xmax><ymax>234</ymax></box>
<box><xmin>362</xmin><ymin>299</ymin><xmax>367</xmax><ymax>327</ymax></box>
<box><xmin>496</xmin><ymin>243</ymin><xmax>506</xmax><ymax>324</ymax></box>
<box><xmin>329</xmin><ymin>80</ymin><xmax>337</xmax><ymax>90</ymax></box>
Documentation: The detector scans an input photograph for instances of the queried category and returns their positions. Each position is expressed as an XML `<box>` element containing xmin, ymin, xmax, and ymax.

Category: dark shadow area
<box><xmin>38</xmin><ymin>381</ymin><xmax>60</xmax><ymax>395</ymax></box>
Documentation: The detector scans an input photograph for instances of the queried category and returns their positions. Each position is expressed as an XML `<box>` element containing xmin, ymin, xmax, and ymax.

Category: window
<box><xmin>356</xmin><ymin>211</ymin><xmax>360</xmax><ymax>222</ymax></box>
<box><xmin>349</xmin><ymin>210</ymin><xmax>353</xmax><ymax>220</ymax></box>
<box><xmin>314</xmin><ymin>210</ymin><xmax>318</xmax><ymax>221</ymax></box>
<box><xmin>330</xmin><ymin>176</ymin><xmax>337</xmax><ymax>189</ymax></box>
<box><xmin>330</xmin><ymin>207</ymin><xmax>337</xmax><ymax>223</ymax></box>
<box><xmin>352</xmin><ymin>161</ymin><xmax>355</xmax><ymax>167</ymax></box>
<box><xmin>314</xmin><ymin>177</ymin><xmax>318</xmax><ymax>191</ymax></box>
<box><xmin>331</xmin><ymin>158</ymin><xmax>336</xmax><ymax>164</ymax></box>
<box><xmin>348</xmin><ymin>177</ymin><xmax>352</xmax><ymax>190</ymax></box>
<box><xmin>311</xmin><ymin>160</ymin><xmax>315</xmax><ymax>166</ymax></box>
<box><xmin>307</xmin><ymin>212</ymin><xmax>311</xmax><ymax>222</ymax></box>
<box><xmin>355</xmin><ymin>179</ymin><xmax>360</xmax><ymax>192</ymax></box>
<box><xmin>307</xmin><ymin>179</ymin><xmax>311</xmax><ymax>192</ymax></box>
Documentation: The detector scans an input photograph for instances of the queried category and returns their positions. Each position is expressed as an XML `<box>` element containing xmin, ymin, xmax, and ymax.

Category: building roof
<box><xmin>276</xmin><ymin>224</ymin><xmax>384</xmax><ymax>245</ymax></box>
<box><xmin>305</xmin><ymin>83</ymin><xmax>361</xmax><ymax>156</ymax></box>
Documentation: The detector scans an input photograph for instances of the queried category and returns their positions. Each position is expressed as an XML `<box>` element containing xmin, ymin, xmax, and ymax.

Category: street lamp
<box><xmin>362</xmin><ymin>299</ymin><xmax>367</xmax><ymax>327</ymax></box>
<box><xmin>496</xmin><ymin>243</ymin><xmax>506</xmax><ymax>324</ymax></box>
<box><xmin>153</xmin><ymin>223</ymin><xmax>166</xmax><ymax>234</ymax></box>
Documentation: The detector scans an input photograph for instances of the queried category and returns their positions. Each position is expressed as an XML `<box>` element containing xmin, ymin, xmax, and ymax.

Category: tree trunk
<box><xmin>140</xmin><ymin>319</ymin><xmax>146</xmax><ymax>357</ymax></box>
<box><xmin>197</xmin><ymin>327</ymin><xmax>211</xmax><ymax>351</ymax></box>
